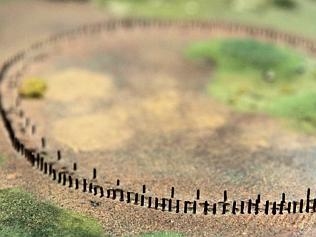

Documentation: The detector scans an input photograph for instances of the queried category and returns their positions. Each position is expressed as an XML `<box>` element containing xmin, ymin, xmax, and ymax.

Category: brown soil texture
<box><xmin>1</xmin><ymin>1</ymin><xmax>316</xmax><ymax>236</ymax></box>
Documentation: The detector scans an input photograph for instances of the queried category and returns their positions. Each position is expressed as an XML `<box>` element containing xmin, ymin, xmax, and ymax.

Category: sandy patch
<box><xmin>45</xmin><ymin>68</ymin><xmax>115</xmax><ymax>103</ymax></box>
<box><xmin>184</xmin><ymin>97</ymin><xmax>227</xmax><ymax>130</ymax></box>
<box><xmin>53</xmin><ymin>109</ymin><xmax>132</xmax><ymax>152</ymax></box>
<box><xmin>51</xmin><ymin>86</ymin><xmax>227</xmax><ymax>150</ymax></box>
<box><xmin>137</xmin><ymin>90</ymin><xmax>227</xmax><ymax>132</ymax></box>
<box><xmin>237</xmin><ymin>116</ymin><xmax>316</xmax><ymax>151</ymax></box>
<box><xmin>141</xmin><ymin>89</ymin><xmax>180</xmax><ymax>118</ymax></box>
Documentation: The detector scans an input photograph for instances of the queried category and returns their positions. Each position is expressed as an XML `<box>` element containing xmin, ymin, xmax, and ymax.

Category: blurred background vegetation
<box><xmin>93</xmin><ymin>0</ymin><xmax>316</xmax><ymax>37</ymax></box>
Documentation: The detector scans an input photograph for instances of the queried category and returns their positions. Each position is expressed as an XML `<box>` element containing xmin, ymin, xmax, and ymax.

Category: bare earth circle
<box><xmin>4</xmin><ymin>21</ymin><xmax>316</xmax><ymax>236</ymax></box>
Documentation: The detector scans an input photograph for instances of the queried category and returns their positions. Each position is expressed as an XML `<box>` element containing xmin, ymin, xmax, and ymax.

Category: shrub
<box><xmin>18</xmin><ymin>77</ymin><xmax>47</xmax><ymax>98</ymax></box>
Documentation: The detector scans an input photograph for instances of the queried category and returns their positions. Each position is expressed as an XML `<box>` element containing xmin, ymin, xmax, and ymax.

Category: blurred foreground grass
<box><xmin>0</xmin><ymin>188</ymin><xmax>104</xmax><ymax>237</ymax></box>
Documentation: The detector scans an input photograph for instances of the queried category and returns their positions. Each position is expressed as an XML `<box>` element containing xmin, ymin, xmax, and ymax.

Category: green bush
<box><xmin>18</xmin><ymin>77</ymin><xmax>47</xmax><ymax>98</ymax></box>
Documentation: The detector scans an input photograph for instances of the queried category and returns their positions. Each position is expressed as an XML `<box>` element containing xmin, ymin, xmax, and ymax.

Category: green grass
<box><xmin>267</xmin><ymin>91</ymin><xmax>316</xmax><ymax>132</ymax></box>
<box><xmin>186</xmin><ymin>38</ymin><xmax>316</xmax><ymax>133</ymax></box>
<box><xmin>0</xmin><ymin>188</ymin><xmax>104</xmax><ymax>237</ymax></box>
<box><xmin>187</xmin><ymin>38</ymin><xmax>304</xmax><ymax>77</ymax></box>
<box><xmin>137</xmin><ymin>232</ymin><xmax>183</xmax><ymax>237</ymax></box>
<box><xmin>93</xmin><ymin>0</ymin><xmax>316</xmax><ymax>37</ymax></box>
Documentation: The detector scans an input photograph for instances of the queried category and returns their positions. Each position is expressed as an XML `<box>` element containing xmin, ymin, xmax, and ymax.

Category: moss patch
<box><xmin>18</xmin><ymin>77</ymin><xmax>47</xmax><ymax>98</ymax></box>
<box><xmin>186</xmin><ymin>38</ymin><xmax>316</xmax><ymax>133</ymax></box>
<box><xmin>0</xmin><ymin>188</ymin><xmax>104</xmax><ymax>237</ymax></box>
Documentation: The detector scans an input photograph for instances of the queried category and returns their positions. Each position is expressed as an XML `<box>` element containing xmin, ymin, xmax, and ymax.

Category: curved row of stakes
<box><xmin>1</xmin><ymin>18</ymin><xmax>316</xmax><ymax>215</ymax></box>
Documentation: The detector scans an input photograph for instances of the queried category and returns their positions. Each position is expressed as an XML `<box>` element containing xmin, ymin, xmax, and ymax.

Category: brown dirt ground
<box><xmin>1</xmin><ymin>1</ymin><xmax>316</xmax><ymax>236</ymax></box>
